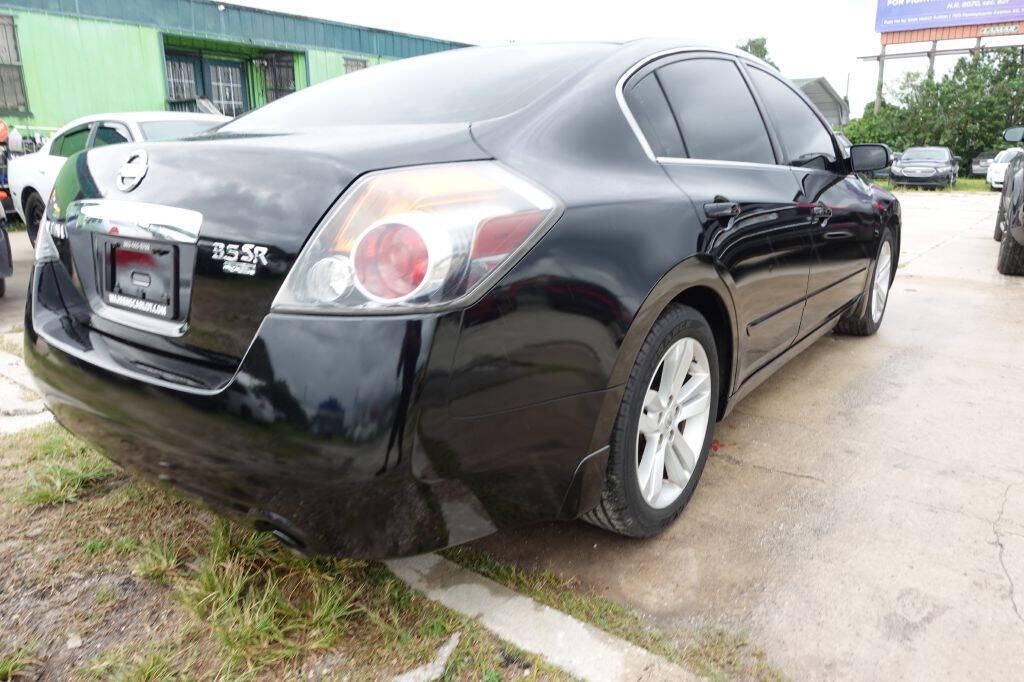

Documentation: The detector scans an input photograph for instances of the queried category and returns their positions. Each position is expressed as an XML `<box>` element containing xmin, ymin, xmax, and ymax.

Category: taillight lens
<box><xmin>272</xmin><ymin>162</ymin><xmax>559</xmax><ymax>313</ymax></box>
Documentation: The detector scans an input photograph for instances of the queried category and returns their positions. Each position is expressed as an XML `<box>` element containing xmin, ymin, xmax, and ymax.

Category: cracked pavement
<box><xmin>472</xmin><ymin>191</ymin><xmax>1024</xmax><ymax>680</ymax></box>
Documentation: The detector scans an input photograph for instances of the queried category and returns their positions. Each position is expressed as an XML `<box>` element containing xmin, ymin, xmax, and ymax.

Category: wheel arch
<box><xmin>586</xmin><ymin>256</ymin><xmax>738</xmax><ymax>454</ymax></box>
<box><xmin>20</xmin><ymin>185</ymin><xmax>40</xmax><ymax>214</ymax></box>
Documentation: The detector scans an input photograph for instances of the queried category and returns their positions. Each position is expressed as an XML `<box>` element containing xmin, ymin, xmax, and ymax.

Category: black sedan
<box><xmin>890</xmin><ymin>146</ymin><xmax>960</xmax><ymax>188</ymax></box>
<box><xmin>995</xmin><ymin>127</ymin><xmax>1024</xmax><ymax>274</ymax></box>
<box><xmin>26</xmin><ymin>41</ymin><xmax>899</xmax><ymax>558</ymax></box>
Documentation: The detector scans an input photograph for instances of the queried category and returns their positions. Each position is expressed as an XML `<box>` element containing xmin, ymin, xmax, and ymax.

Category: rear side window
<box><xmin>92</xmin><ymin>125</ymin><xmax>129</xmax><ymax>147</ymax></box>
<box><xmin>50</xmin><ymin>127</ymin><xmax>90</xmax><ymax>158</ymax></box>
<box><xmin>624</xmin><ymin>73</ymin><xmax>685</xmax><ymax>158</ymax></box>
<box><xmin>656</xmin><ymin>58</ymin><xmax>774</xmax><ymax>165</ymax></box>
<box><xmin>748</xmin><ymin>68</ymin><xmax>837</xmax><ymax>170</ymax></box>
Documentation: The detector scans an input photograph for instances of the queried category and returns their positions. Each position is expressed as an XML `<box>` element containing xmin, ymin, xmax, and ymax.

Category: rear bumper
<box><xmin>26</xmin><ymin>262</ymin><xmax>610</xmax><ymax>557</ymax></box>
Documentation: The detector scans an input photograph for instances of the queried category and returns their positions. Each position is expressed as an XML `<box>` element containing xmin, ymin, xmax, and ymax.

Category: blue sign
<box><xmin>877</xmin><ymin>0</ymin><xmax>1024</xmax><ymax>33</ymax></box>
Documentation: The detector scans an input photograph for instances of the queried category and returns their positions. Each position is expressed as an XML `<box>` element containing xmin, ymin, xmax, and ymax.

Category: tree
<box><xmin>844</xmin><ymin>49</ymin><xmax>1024</xmax><ymax>172</ymax></box>
<box><xmin>737</xmin><ymin>37</ymin><xmax>777</xmax><ymax>68</ymax></box>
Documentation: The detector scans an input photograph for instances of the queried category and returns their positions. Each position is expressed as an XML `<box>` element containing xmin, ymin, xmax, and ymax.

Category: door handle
<box><xmin>811</xmin><ymin>205</ymin><xmax>833</xmax><ymax>221</ymax></box>
<box><xmin>705</xmin><ymin>201</ymin><xmax>741</xmax><ymax>220</ymax></box>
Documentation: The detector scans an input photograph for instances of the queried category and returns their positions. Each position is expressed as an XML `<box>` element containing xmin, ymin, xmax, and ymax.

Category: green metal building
<box><xmin>0</xmin><ymin>0</ymin><xmax>466</xmax><ymax>134</ymax></box>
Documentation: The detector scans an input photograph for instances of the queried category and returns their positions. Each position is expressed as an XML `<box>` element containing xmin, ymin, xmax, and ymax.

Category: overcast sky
<box><xmin>229</xmin><ymin>0</ymin><xmax>976</xmax><ymax>118</ymax></box>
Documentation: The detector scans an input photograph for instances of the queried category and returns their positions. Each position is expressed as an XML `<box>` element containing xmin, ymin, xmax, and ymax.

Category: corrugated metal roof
<box><xmin>0</xmin><ymin>0</ymin><xmax>468</xmax><ymax>57</ymax></box>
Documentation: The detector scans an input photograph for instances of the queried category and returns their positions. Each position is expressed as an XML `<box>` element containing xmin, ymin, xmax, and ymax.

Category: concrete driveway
<box><xmin>0</xmin><ymin>229</ymin><xmax>31</xmax><ymax>330</ymax></box>
<box><xmin>474</xmin><ymin>191</ymin><xmax>1024</xmax><ymax>680</ymax></box>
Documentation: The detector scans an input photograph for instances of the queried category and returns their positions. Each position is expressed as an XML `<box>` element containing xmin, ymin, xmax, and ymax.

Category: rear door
<box><xmin>627</xmin><ymin>54</ymin><xmax>814</xmax><ymax>383</ymax></box>
<box><xmin>744</xmin><ymin>65</ymin><xmax>877</xmax><ymax>336</ymax></box>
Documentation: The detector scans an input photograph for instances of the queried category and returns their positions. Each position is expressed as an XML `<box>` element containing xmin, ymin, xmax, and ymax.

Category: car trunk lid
<box><xmin>52</xmin><ymin>124</ymin><xmax>486</xmax><ymax>377</ymax></box>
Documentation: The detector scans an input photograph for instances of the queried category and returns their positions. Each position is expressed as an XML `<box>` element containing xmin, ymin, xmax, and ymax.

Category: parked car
<box><xmin>995</xmin><ymin>127</ymin><xmax>1024</xmax><ymax>274</ymax></box>
<box><xmin>889</xmin><ymin>146</ymin><xmax>960</xmax><ymax>188</ymax></box>
<box><xmin>9</xmin><ymin>111</ymin><xmax>228</xmax><ymax>245</ymax></box>
<box><xmin>0</xmin><ymin>218</ymin><xmax>10</xmax><ymax>297</ymax></box>
<box><xmin>986</xmin><ymin>147</ymin><xmax>1024</xmax><ymax>191</ymax></box>
<box><xmin>26</xmin><ymin>41</ymin><xmax>899</xmax><ymax>558</ymax></box>
<box><xmin>972</xmin><ymin>149</ymin><xmax>998</xmax><ymax>176</ymax></box>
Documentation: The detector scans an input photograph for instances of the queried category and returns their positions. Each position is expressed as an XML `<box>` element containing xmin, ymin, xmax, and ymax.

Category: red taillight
<box><xmin>469</xmin><ymin>210</ymin><xmax>547</xmax><ymax>287</ymax></box>
<box><xmin>271</xmin><ymin>162</ymin><xmax>559</xmax><ymax>312</ymax></box>
<box><xmin>353</xmin><ymin>222</ymin><xmax>430</xmax><ymax>300</ymax></box>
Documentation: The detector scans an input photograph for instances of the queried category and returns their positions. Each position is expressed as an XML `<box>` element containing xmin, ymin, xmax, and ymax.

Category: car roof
<box><xmin>60</xmin><ymin>111</ymin><xmax>230</xmax><ymax>130</ymax></box>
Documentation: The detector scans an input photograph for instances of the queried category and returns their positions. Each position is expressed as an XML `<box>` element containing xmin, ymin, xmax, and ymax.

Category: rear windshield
<box><xmin>140</xmin><ymin>120</ymin><xmax>224</xmax><ymax>141</ymax></box>
<box><xmin>902</xmin><ymin>147</ymin><xmax>949</xmax><ymax>162</ymax></box>
<box><xmin>221</xmin><ymin>44</ymin><xmax>612</xmax><ymax>131</ymax></box>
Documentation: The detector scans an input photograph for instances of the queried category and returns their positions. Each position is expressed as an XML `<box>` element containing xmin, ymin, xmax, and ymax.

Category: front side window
<box><xmin>655</xmin><ymin>58</ymin><xmax>775</xmax><ymax>165</ymax></box>
<box><xmin>50</xmin><ymin>127</ymin><xmax>90</xmax><ymax>158</ymax></box>
<box><xmin>0</xmin><ymin>15</ymin><xmax>27</xmax><ymax>113</ymax></box>
<box><xmin>748</xmin><ymin>68</ymin><xmax>837</xmax><ymax>171</ymax></box>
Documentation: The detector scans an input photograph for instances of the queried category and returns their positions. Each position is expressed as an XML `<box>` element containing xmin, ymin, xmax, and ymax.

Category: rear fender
<box><xmin>586</xmin><ymin>256</ymin><xmax>738</xmax><ymax>454</ymax></box>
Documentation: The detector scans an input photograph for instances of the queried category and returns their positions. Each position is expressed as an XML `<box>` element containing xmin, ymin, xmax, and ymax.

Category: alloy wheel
<box><xmin>635</xmin><ymin>337</ymin><xmax>713</xmax><ymax>510</ymax></box>
<box><xmin>871</xmin><ymin>240</ymin><xmax>893</xmax><ymax>323</ymax></box>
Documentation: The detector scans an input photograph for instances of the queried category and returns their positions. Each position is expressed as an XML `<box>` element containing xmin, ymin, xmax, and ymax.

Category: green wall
<box><xmin>1</xmin><ymin>9</ymin><xmax>408</xmax><ymax>134</ymax></box>
<box><xmin>307</xmin><ymin>49</ymin><xmax>390</xmax><ymax>85</ymax></box>
<box><xmin>7</xmin><ymin>10</ymin><xmax>166</xmax><ymax>131</ymax></box>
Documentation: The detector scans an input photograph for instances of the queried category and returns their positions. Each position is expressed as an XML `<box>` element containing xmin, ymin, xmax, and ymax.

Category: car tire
<box><xmin>996</xmin><ymin>227</ymin><xmax>1024</xmax><ymax>276</ymax></box>
<box><xmin>24</xmin><ymin>191</ymin><xmax>45</xmax><ymax>247</ymax></box>
<box><xmin>583</xmin><ymin>304</ymin><xmax>719</xmax><ymax>538</ymax></box>
<box><xmin>0</xmin><ymin>278</ymin><xmax>5</xmax><ymax>298</ymax></box>
<box><xmin>836</xmin><ymin>228</ymin><xmax>895</xmax><ymax>336</ymax></box>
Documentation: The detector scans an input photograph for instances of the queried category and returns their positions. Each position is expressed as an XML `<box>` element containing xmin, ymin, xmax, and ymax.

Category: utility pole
<box><xmin>874</xmin><ymin>43</ymin><xmax>886</xmax><ymax>114</ymax></box>
<box><xmin>927</xmin><ymin>40</ymin><xmax>937</xmax><ymax>80</ymax></box>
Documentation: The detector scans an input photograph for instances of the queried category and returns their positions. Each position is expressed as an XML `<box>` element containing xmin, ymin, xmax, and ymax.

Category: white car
<box><xmin>8</xmin><ymin>111</ymin><xmax>228</xmax><ymax>244</ymax></box>
<box><xmin>986</xmin><ymin>147</ymin><xmax>1024</xmax><ymax>191</ymax></box>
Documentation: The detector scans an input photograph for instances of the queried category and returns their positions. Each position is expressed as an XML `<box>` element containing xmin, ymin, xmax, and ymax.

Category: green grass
<box><xmin>445</xmin><ymin>546</ymin><xmax>787</xmax><ymax>682</ymax></box>
<box><xmin>0</xmin><ymin>644</ymin><xmax>34</xmax><ymax>680</ymax></box>
<box><xmin>4</xmin><ymin>219</ymin><xmax>25</xmax><ymax>232</ymax></box>
<box><xmin>2</xmin><ymin>424</ymin><xmax>571</xmax><ymax>680</ymax></box>
<box><xmin>132</xmin><ymin>537</ymin><xmax>181</xmax><ymax>583</ymax></box>
<box><xmin>10</xmin><ymin>425</ymin><xmax>116</xmax><ymax>505</ymax></box>
<box><xmin>23</xmin><ymin>454</ymin><xmax>115</xmax><ymax>505</ymax></box>
<box><xmin>875</xmin><ymin>176</ymin><xmax>992</xmax><ymax>193</ymax></box>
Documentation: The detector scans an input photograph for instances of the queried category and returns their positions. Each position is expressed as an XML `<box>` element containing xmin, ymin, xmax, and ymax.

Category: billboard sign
<box><xmin>877</xmin><ymin>0</ymin><xmax>1024</xmax><ymax>33</ymax></box>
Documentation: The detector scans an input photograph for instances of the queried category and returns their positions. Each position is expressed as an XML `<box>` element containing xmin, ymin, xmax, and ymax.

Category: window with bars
<box><xmin>0</xmin><ymin>15</ymin><xmax>27</xmax><ymax>113</ymax></box>
<box><xmin>165</xmin><ymin>55</ymin><xmax>199</xmax><ymax>102</ymax></box>
<box><xmin>209</xmin><ymin>62</ymin><xmax>245</xmax><ymax>117</ymax></box>
<box><xmin>344</xmin><ymin>57</ymin><xmax>368</xmax><ymax>74</ymax></box>
<box><xmin>264</xmin><ymin>53</ymin><xmax>295</xmax><ymax>103</ymax></box>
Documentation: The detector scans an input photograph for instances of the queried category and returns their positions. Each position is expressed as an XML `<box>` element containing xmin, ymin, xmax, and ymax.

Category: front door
<box><xmin>637</xmin><ymin>54</ymin><xmax>814</xmax><ymax>383</ymax></box>
<box><xmin>744</xmin><ymin>66</ymin><xmax>875</xmax><ymax>336</ymax></box>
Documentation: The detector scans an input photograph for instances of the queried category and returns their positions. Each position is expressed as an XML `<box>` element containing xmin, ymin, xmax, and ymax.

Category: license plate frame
<box><xmin>101</xmin><ymin>236</ymin><xmax>178</xmax><ymax>321</ymax></box>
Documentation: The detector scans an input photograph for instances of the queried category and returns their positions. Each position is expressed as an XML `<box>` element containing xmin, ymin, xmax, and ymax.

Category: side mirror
<box><xmin>850</xmin><ymin>143</ymin><xmax>891</xmax><ymax>173</ymax></box>
<box><xmin>1005</xmin><ymin>127</ymin><xmax>1024</xmax><ymax>143</ymax></box>
<box><xmin>953</xmin><ymin>156</ymin><xmax>962</xmax><ymax>164</ymax></box>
